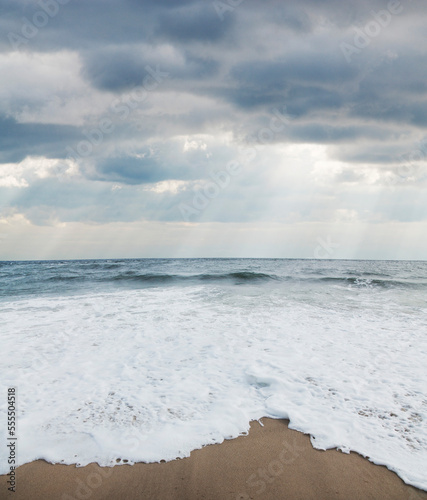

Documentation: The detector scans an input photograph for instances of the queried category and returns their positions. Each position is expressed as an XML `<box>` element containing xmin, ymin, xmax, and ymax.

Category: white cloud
<box><xmin>183</xmin><ymin>138</ymin><xmax>208</xmax><ymax>152</ymax></box>
<box><xmin>144</xmin><ymin>180</ymin><xmax>188</xmax><ymax>194</ymax></box>
<box><xmin>0</xmin><ymin>157</ymin><xmax>79</xmax><ymax>188</ymax></box>
<box><xmin>0</xmin><ymin>51</ymin><xmax>111</xmax><ymax>126</ymax></box>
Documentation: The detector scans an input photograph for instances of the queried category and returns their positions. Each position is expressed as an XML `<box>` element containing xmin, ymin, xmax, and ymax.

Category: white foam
<box><xmin>0</xmin><ymin>284</ymin><xmax>426</xmax><ymax>490</ymax></box>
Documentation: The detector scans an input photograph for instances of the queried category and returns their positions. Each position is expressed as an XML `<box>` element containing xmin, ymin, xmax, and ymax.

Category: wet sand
<box><xmin>2</xmin><ymin>418</ymin><xmax>426</xmax><ymax>500</ymax></box>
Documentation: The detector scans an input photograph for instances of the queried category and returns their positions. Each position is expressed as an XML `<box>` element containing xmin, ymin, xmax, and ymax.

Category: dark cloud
<box><xmin>81</xmin><ymin>47</ymin><xmax>219</xmax><ymax>92</ymax></box>
<box><xmin>220</xmin><ymin>50</ymin><xmax>358</xmax><ymax>115</ymax></box>
<box><xmin>265</xmin><ymin>4</ymin><xmax>313</xmax><ymax>32</ymax></box>
<box><xmin>231</xmin><ymin>52</ymin><xmax>358</xmax><ymax>88</ymax></box>
<box><xmin>156</xmin><ymin>3</ymin><xmax>235</xmax><ymax>42</ymax></box>
<box><xmin>287</xmin><ymin>123</ymin><xmax>387</xmax><ymax>143</ymax></box>
<box><xmin>286</xmin><ymin>86</ymin><xmax>344</xmax><ymax>116</ymax></box>
<box><xmin>92</xmin><ymin>155</ymin><xmax>172</xmax><ymax>185</ymax></box>
<box><xmin>2</xmin><ymin>0</ymin><xmax>427</xmax><ymax>230</ymax></box>
<box><xmin>88</xmin><ymin>142</ymin><xmax>215</xmax><ymax>185</ymax></box>
<box><xmin>0</xmin><ymin>116</ymin><xmax>80</xmax><ymax>163</ymax></box>
<box><xmin>1</xmin><ymin>0</ymin><xmax>232</xmax><ymax>52</ymax></box>
<box><xmin>218</xmin><ymin>87</ymin><xmax>283</xmax><ymax>110</ymax></box>
<box><xmin>81</xmin><ymin>50</ymin><xmax>148</xmax><ymax>92</ymax></box>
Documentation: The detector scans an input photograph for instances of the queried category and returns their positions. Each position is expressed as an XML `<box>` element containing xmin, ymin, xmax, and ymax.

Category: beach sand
<box><xmin>2</xmin><ymin>418</ymin><xmax>426</xmax><ymax>500</ymax></box>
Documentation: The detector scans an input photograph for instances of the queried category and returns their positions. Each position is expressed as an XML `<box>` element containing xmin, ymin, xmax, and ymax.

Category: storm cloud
<box><xmin>1</xmin><ymin>0</ymin><xmax>427</xmax><ymax>258</ymax></box>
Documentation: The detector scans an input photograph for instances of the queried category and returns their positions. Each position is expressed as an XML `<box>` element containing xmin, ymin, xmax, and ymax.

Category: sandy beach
<box><xmin>2</xmin><ymin>418</ymin><xmax>426</xmax><ymax>500</ymax></box>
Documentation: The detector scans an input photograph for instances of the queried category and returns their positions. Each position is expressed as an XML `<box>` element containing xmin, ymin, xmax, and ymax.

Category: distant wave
<box><xmin>1</xmin><ymin>271</ymin><xmax>425</xmax><ymax>290</ymax></box>
<box><xmin>198</xmin><ymin>271</ymin><xmax>277</xmax><ymax>282</ymax></box>
<box><xmin>107</xmin><ymin>271</ymin><xmax>279</xmax><ymax>284</ymax></box>
<box><xmin>317</xmin><ymin>276</ymin><xmax>425</xmax><ymax>289</ymax></box>
<box><xmin>109</xmin><ymin>273</ymin><xmax>177</xmax><ymax>283</ymax></box>
<box><xmin>1</xmin><ymin>260</ymin><xmax>426</xmax><ymax>300</ymax></box>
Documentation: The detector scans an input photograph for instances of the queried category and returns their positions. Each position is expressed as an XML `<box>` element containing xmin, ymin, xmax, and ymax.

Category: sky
<box><xmin>0</xmin><ymin>0</ymin><xmax>426</xmax><ymax>260</ymax></box>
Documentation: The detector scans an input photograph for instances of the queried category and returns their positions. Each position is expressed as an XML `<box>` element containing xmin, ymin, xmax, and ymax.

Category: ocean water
<box><xmin>0</xmin><ymin>259</ymin><xmax>426</xmax><ymax>489</ymax></box>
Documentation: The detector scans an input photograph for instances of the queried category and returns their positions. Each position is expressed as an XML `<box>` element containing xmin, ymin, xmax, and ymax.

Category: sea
<box><xmin>0</xmin><ymin>258</ymin><xmax>426</xmax><ymax>490</ymax></box>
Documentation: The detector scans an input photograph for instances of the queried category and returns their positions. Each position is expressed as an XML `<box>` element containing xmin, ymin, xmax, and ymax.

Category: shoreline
<box><xmin>2</xmin><ymin>418</ymin><xmax>426</xmax><ymax>500</ymax></box>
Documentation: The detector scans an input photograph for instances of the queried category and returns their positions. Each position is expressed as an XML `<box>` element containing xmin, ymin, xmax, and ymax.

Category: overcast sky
<box><xmin>0</xmin><ymin>0</ymin><xmax>426</xmax><ymax>260</ymax></box>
